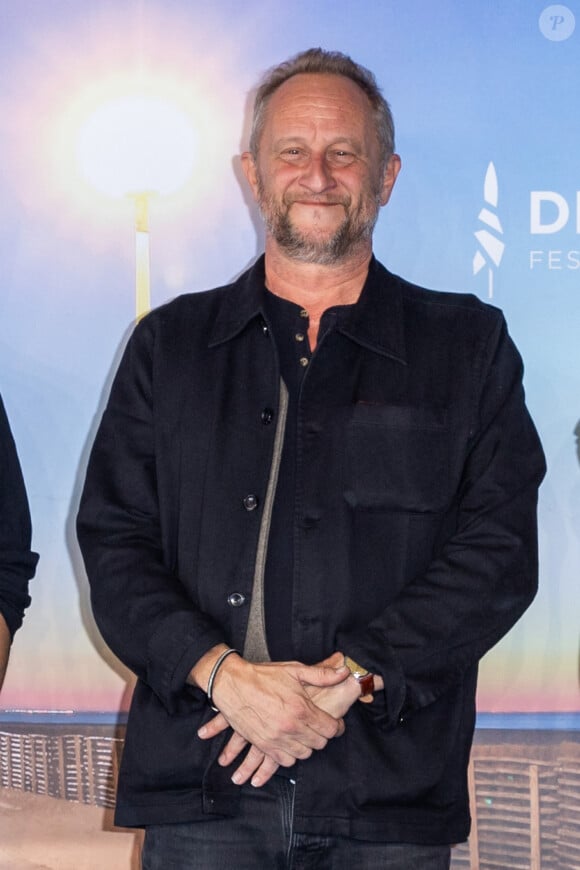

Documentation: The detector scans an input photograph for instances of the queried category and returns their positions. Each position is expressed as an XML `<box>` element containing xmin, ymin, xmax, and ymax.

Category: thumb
<box><xmin>317</xmin><ymin>651</ymin><xmax>345</xmax><ymax>669</ymax></box>
<box><xmin>298</xmin><ymin>662</ymin><xmax>349</xmax><ymax>687</ymax></box>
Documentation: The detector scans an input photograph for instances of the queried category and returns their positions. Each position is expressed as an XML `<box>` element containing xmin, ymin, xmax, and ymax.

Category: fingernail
<box><xmin>231</xmin><ymin>772</ymin><xmax>242</xmax><ymax>784</ymax></box>
<box><xmin>197</xmin><ymin>726</ymin><xmax>207</xmax><ymax>738</ymax></box>
<box><xmin>251</xmin><ymin>776</ymin><xmax>261</xmax><ymax>788</ymax></box>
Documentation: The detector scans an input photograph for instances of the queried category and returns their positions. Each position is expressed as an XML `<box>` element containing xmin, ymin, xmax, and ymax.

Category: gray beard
<box><xmin>257</xmin><ymin>180</ymin><xmax>380</xmax><ymax>265</ymax></box>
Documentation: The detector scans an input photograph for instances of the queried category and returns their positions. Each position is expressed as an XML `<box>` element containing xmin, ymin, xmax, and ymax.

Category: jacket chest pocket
<box><xmin>345</xmin><ymin>404</ymin><xmax>451</xmax><ymax>513</ymax></box>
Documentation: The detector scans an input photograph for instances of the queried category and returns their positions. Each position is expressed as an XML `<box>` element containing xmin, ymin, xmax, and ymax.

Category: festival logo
<box><xmin>473</xmin><ymin>162</ymin><xmax>505</xmax><ymax>298</ymax></box>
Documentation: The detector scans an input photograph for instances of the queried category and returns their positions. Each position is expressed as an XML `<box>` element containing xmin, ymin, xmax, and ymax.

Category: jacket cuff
<box><xmin>336</xmin><ymin>631</ymin><xmax>406</xmax><ymax>729</ymax></box>
<box><xmin>147</xmin><ymin>612</ymin><xmax>225</xmax><ymax>713</ymax></box>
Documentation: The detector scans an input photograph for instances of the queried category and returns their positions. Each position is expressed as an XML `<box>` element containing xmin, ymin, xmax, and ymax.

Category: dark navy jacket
<box><xmin>77</xmin><ymin>256</ymin><xmax>545</xmax><ymax>842</ymax></box>
<box><xmin>0</xmin><ymin>395</ymin><xmax>37</xmax><ymax>638</ymax></box>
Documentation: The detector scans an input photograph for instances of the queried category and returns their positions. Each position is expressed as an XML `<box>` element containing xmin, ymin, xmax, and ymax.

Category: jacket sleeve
<box><xmin>337</xmin><ymin>315</ymin><xmax>546</xmax><ymax>727</ymax></box>
<box><xmin>76</xmin><ymin>316</ymin><xmax>225</xmax><ymax>713</ymax></box>
<box><xmin>0</xmin><ymin>395</ymin><xmax>38</xmax><ymax>639</ymax></box>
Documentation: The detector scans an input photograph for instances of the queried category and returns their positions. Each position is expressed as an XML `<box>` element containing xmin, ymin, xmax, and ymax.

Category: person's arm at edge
<box><xmin>0</xmin><ymin>394</ymin><xmax>38</xmax><ymax>691</ymax></box>
<box><xmin>0</xmin><ymin>611</ymin><xmax>10</xmax><ymax>691</ymax></box>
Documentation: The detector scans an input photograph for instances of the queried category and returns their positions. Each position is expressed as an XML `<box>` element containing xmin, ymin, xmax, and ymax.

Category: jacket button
<box><xmin>243</xmin><ymin>494</ymin><xmax>259</xmax><ymax>511</ymax></box>
<box><xmin>227</xmin><ymin>592</ymin><xmax>246</xmax><ymax>607</ymax></box>
<box><xmin>259</xmin><ymin>319</ymin><xmax>269</xmax><ymax>336</ymax></box>
<box><xmin>261</xmin><ymin>407</ymin><xmax>274</xmax><ymax>425</ymax></box>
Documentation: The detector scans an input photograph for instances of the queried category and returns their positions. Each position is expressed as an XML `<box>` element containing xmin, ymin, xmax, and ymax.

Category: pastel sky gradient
<box><xmin>1</xmin><ymin>1</ymin><xmax>578</xmax><ymax>717</ymax></box>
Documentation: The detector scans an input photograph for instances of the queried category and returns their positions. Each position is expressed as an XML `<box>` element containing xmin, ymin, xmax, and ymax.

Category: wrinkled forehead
<box><xmin>261</xmin><ymin>73</ymin><xmax>377</xmax><ymax>141</ymax></box>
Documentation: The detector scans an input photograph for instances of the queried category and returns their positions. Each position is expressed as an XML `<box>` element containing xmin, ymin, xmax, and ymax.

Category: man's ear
<box><xmin>241</xmin><ymin>151</ymin><xmax>260</xmax><ymax>201</ymax></box>
<box><xmin>379</xmin><ymin>153</ymin><xmax>402</xmax><ymax>206</ymax></box>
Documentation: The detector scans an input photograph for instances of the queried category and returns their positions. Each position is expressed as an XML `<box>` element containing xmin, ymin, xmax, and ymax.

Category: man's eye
<box><xmin>330</xmin><ymin>150</ymin><xmax>355</xmax><ymax>164</ymax></box>
<box><xmin>282</xmin><ymin>148</ymin><xmax>303</xmax><ymax>158</ymax></box>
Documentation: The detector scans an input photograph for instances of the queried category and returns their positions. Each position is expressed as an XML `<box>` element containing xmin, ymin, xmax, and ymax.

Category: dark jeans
<box><xmin>142</xmin><ymin>777</ymin><xmax>452</xmax><ymax>869</ymax></box>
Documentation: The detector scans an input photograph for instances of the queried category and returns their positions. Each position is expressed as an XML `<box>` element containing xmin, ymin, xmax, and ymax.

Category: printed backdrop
<box><xmin>0</xmin><ymin>0</ymin><xmax>578</xmax><ymax>753</ymax></box>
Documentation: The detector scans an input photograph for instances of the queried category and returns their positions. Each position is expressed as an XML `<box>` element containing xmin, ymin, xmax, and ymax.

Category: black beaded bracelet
<box><xmin>206</xmin><ymin>648</ymin><xmax>239</xmax><ymax>712</ymax></box>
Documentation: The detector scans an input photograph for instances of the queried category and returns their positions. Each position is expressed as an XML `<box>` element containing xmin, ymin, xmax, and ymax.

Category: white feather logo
<box><xmin>473</xmin><ymin>162</ymin><xmax>505</xmax><ymax>298</ymax></box>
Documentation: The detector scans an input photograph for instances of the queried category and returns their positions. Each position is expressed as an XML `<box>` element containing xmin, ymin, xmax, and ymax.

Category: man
<box><xmin>0</xmin><ymin>394</ymin><xmax>37</xmax><ymax>691</ymax></box>
<box><xmin>77</xmin><ymin>49</ymin><xmax>545</xmax><ymax>868</ymax></box>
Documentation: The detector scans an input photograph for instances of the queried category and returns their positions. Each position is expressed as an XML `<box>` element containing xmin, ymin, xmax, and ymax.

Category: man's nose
<box><xmin>298</xmin><ymin>155</ymin><xmax>336</xmax><ymax>192</ymax></box>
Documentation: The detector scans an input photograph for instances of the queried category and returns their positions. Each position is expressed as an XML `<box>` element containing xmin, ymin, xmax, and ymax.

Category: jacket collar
<box><xmin>209</xmin><ymin>254</ymin><xmax>407</xmax><ymax>365</ymax></box>
<box><xmin>337</xmin><ymin>257</ymin><xmax>407</xmax><ymax>365</ymax></box>
<box><xmin>208</xmin><ymin>257</ymin><xmax>269</xmax><ymax>347</ymax></box>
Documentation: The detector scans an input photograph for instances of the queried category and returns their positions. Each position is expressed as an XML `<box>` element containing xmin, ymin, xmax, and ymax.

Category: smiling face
<box><xmin>242</xmin><ymin>73</ymin><xmax>400</xmax><ymax>265</ymax></box>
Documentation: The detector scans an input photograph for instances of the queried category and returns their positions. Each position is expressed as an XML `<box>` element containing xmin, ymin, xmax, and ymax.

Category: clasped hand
<box><xmin>197</xmin><ymin>651</ymin><xmax>360</xmax><ymax>788</ymax></box>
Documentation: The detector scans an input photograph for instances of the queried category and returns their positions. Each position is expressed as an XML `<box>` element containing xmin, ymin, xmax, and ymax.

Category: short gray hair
<box><xmin>249</xmin><ymin>48</ymin><xmax>395</xmax><ymax>168</ymax></box>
